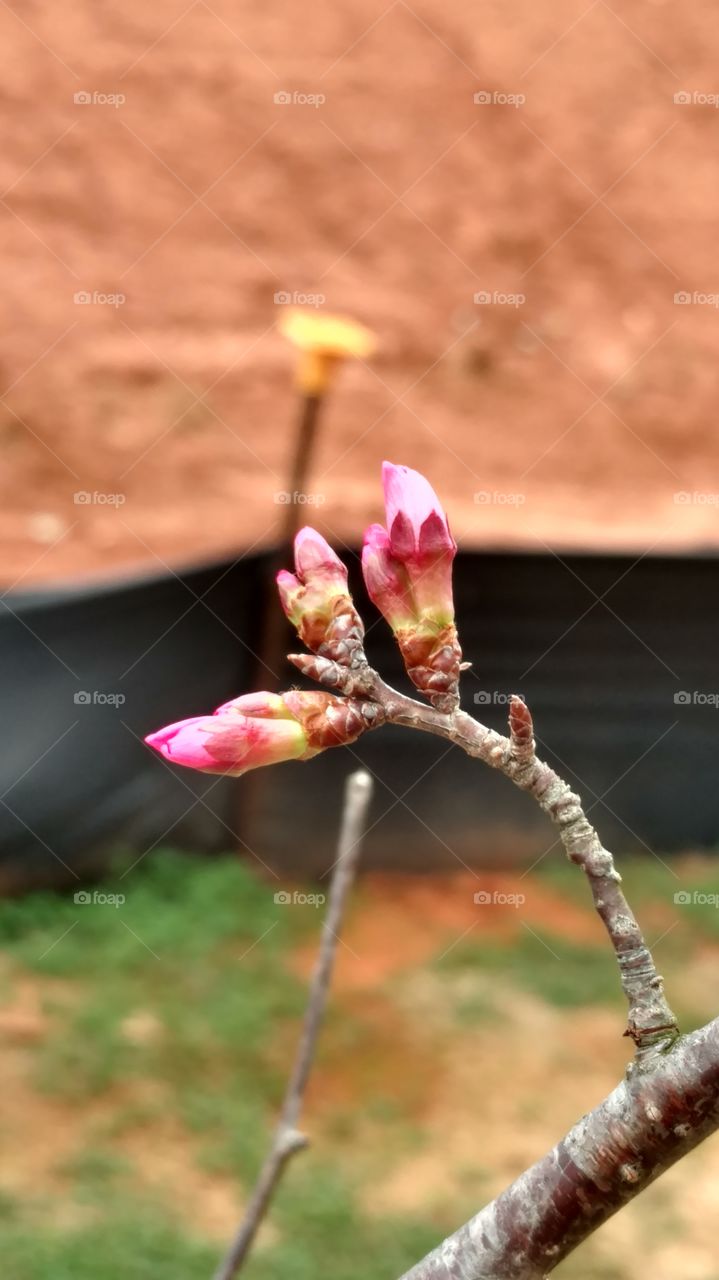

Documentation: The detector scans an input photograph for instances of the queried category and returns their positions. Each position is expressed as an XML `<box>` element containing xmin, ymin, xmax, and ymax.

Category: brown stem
<box><xmin>213</xmin><ymin>768</ymin><xmax>373</xmax><ymax>1280</ymax></box>
<box><xmin>289</xmin><ymin>660</ymin><xmax>678</xmax><ymax>1061</ymax></box>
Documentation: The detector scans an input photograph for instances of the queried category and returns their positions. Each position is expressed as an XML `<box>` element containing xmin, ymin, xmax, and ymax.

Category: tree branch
<box><xmin>289</xmin><ymin>656</ymin><xmax>678</xmax><ymax>1061</ymax></box>
<box><xmin>398</xmin><ymin>1016</ymin><xmax>719</xmax><ymax>1280</ymax></box>
<box><xmin>212</xmin><ymin>768</ymin><xmax>374</xmax><ymax>1280</ymax></box>
<box><xmin>284</xmin><ymin>657</ymin><xmax>710</xmax><ymax>1276</ymax></box>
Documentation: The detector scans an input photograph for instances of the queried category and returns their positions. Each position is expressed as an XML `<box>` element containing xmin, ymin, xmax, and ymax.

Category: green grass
<box><xmin>0</xmin><ymin>1206</ymin><xmax>219</xmax><ymax>1280</ymax></box>
<box><xmin>0</xmin><ymin>851</ymin><xmax>442</xmax><ymax>1280</ymax></box>
<box><xmin>0</xmin><ymin>1178</ymin><xmax>444</xmax><ymax>1280</ymax></box>
<box><xmin>1</xmin><ymin>852</ymin><xmax>311</xmax><ymax>1110</ymax></box>
<box><xmin>436</xmin><ymin>931</ymin><xmax>623</xmax><ymax>1009</ymax></box>
<box><xmin>0</xmin><ymin>848</ymin><xmax>310</xmax><ymax>976</ymax></box>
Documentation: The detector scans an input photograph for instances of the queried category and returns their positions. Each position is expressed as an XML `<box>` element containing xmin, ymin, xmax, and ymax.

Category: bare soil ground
<box><xmin>2</xmin><ymin>2</ymin><xmax>719</xmax><ymax>589</ymax></box>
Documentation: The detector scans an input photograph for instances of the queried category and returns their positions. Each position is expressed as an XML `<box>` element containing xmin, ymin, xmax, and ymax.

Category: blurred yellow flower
<box><xmin>279</xmin><ymin>308</ymin><xmax>376</xmax><ymax>395</ymax></box>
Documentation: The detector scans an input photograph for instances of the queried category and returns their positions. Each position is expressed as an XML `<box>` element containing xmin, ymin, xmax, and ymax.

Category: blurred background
<box><xmin>1</xmin><ymin>2</ymin><xmax>719</xmax><ymax>1278</ymax></box>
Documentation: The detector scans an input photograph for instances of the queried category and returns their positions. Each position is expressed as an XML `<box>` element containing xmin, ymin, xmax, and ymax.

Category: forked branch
<box><xmin>399</xmin><ymin>1015</ymin><xmax>719</xmax><ymax>1280</ymax></box>
<box><xmin>213</xmin><ymin>768</ymin><xmax>373</xmax><ymax>1280</ymax></box>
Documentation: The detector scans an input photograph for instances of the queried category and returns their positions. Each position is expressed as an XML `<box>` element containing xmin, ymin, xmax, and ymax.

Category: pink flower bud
<box><xmin>360</xmin><ymin>524</ymin><xmax>416</xmax><ymax>631</ymax></box>
<box><xmin>145</xmin><ymin>704</ymin><xmax>310</xmax><ymax>777</ymax></box>
<box><xmin>383</xmin><ymin>461</ymin><xmax>455</xmax><ymax>552</ymax></box>
<box><xmin>361</xmin><ymin>462</ymin><xmax>462</xmax><ymax>713</ymax></box>
<box><xmin>294</xmin><ymin>527</ymin><xmax>346</xmax><ymax>581</ymax></box>
<box><xmin>276</xmin><ymin>528</ymin><xmax>348</xmax><ymax>629</ymax></box>
<box><xmin>145</xmin><ymin>691</ymin><xmax>377</xmax><ymax>776</ymax></box>
<box><xmin>362</xmin><ymin>463</ymin><xmax>457</xmax><ymax>630</ymax></box>
<box><xmin>380</xmin><ymin>461</ymin><xmax>457</xmax><ymax>622</ymax></box>
<box><xmin>277</xmin><ymin>527</ymin><xmax>365</xmax><ymax>666</ymax></box>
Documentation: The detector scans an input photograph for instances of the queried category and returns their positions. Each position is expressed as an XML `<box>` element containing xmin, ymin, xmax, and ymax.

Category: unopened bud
<box><xmin>277</xmin><ymin>527</ymin><xmax>365</xmax><ymax>666</ymax></box>
<box><xmin>145</xmin><ymin>689</ymin><xmax>377</xmax><ymax>777</ymax></box>
<box><xmin>362</xmin><ymin>463</ymin><xmax>461</xmax><ymax>712</ymax></box>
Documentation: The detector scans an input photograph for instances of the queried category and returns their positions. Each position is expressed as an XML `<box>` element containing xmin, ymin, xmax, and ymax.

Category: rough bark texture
<box><xmin>399</xmin><ymin>1018</ymin><xmax>719</xmax><ymax>1280</ymax></box>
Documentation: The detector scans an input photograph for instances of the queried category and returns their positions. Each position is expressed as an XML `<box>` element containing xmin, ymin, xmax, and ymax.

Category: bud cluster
<box><xmin>146</xmin><ymin>461</ymin><xmax>466</xmax><ymax>781</ymax></box>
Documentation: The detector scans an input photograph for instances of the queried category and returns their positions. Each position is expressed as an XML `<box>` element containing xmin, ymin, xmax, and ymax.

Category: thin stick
<box><xmin>282</xmin><ymin>392</ymin><xmax>322</xmax><ymax>540</ymax></box>
<box><xmin>254</xmin><ymin>392</ymin><xmax>323</xmax><ymax>692</ymax></box>
<box><xmin>213</xmin><ymin>768</ymin><xmax>373</xmax><ymax>1280</ymax></box>
<box><xmin>242</xmin><ymin>391</ymin><xmax>325</xmax><ymax>844</ymax></box>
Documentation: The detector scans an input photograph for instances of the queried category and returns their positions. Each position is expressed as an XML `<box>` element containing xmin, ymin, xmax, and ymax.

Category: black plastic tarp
<box><xmin>1</xmin><ymin>548</ymin><xmax>718</xmax><ymax>888</ymax></box>
<box><xmin>0</xmin><ymin>555</ymin><xmax>262</xmax><ymax>889</ymax></box>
